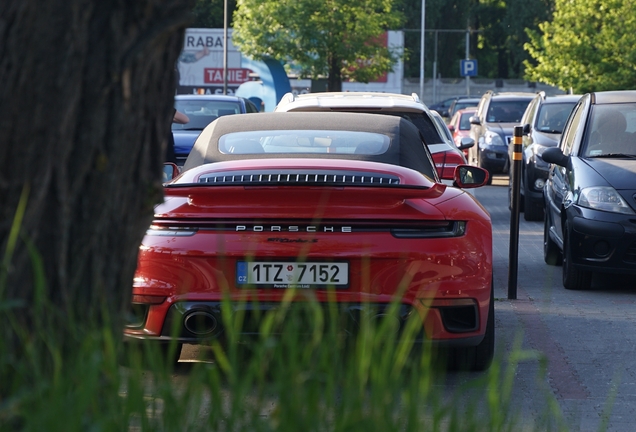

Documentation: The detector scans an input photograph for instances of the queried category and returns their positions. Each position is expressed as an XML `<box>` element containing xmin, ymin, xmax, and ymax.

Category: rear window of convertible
<box><xmin>218</xmin><ymin>130</ymin><xmax>390</xmax><ymax>155</ymax></box>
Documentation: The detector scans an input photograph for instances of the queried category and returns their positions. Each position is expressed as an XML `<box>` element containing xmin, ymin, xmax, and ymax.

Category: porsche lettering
<box><xmin>236</xmin><ymin>226</ymin><xmax>352</xmax><ymax>232</ymax></box>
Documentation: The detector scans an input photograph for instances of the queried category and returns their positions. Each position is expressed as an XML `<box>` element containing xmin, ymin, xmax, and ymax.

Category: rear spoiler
<box><xmin>163</xmin><ymin>183</ymin><xmax>447</xmax><ymax>208</ymax></box>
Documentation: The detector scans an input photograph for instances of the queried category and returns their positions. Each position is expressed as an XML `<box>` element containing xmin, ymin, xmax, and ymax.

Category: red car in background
<box><xmin>126</xmin><ymin>112</ymin><xmax>494</xmax><ymax>371</ymax></box>
<box><xmin>448</xmin><ymin>108</ymin><xmax>477</xmax><ymax>158</ymax></box>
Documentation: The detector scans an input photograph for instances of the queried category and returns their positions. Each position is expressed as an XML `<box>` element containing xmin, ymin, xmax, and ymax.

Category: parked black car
<box><xmin>427</xmin><ymin>96</ymin><xmax>461</xmax><ymax>118</ymax></box>
<box><xmin>447</xmin><ymin>97</ymin><xmax>480</xmax><ymax>120</ymax></box>
<box><xmin>543</xmin><ymin>90</ymin><xmax>636</xmax><ymax>290</ymax></box>
<box><xmin>508</xmin><ymin>92</ymin><xmax>580</xmax><ymax>221</ymax></box>
<box><xmin>469</xmin><ymin>91</ymin><xmax>535</xmax><ymax>177</ymax></box>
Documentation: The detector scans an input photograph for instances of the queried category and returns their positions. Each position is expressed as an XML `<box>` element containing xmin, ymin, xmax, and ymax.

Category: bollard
<box><xmin>507</xmin><ymin>125</ymin><xmax>523</xmax><ymax>300</ymax></box>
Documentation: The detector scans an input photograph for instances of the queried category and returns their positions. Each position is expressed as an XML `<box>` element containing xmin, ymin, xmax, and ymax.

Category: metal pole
<box><xmin>419</xmin><ymin>0</ymin><xmax>425</xmax><ymax>101</ymax></box>
<box><xmin>508</xmin><ymin>125</ymin><xmax>523</xmax><ymax>300</ymax></box>
<box><xmin>465</xmin><ymin>28</ymin><xmax>470</xmax><ymax>96</ymax></box>
<box><xmin>432</xmin><ymin>30</ymin><xmax>438</xmax><ymax>104</ymax></box>
<box><xmin>223</xmin><ymin>0</ymin><xmax>228</xmax><ymax>95</ymax></box>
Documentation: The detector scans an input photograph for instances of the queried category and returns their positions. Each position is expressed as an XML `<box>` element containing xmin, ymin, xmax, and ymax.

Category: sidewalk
<box><xmin>475</xmin><ymin>181</ymin><xmax>636</xmax><ymax>432</ymax></box>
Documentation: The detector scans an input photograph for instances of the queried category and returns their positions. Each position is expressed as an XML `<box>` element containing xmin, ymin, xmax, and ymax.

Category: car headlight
<box><xmin>528</xmin><ymin>143</ymin><xmax>551</xmax><ymax>167</ymax></box>
<box><xmin>578</xmin><ymin>186</ymin><xmax>635</xmax><ymax>214</ymax></box>
<box><xmin>484</xmin><ymin>130</ymin><xmax>505</xmax><ymax>146</ymax></box>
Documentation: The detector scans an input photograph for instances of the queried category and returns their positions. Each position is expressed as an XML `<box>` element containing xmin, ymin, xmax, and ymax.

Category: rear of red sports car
<box><xmin>124</xmin><ymin>112</ymin><xmax>494</xmax><ymax>370</ymax></box>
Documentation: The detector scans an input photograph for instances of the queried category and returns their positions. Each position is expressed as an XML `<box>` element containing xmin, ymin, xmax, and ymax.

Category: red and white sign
<box><xmin>204</xmin><ymin>68</ymin><xmax>252</xmax><ymax>84</ymax></box>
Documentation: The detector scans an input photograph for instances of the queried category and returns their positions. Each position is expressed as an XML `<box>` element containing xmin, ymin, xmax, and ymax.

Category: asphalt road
<box><xmin>475</xmin><ymin>175</ymin><xmax>636</xmax><ymax>431</ymax></box>
<box><xmin>178</xmin><ymin>174</ymin><xmax>636</xmax><ymax>431</ymax></box>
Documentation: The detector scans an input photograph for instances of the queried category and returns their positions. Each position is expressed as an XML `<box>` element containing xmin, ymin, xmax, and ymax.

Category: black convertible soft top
<box><xmin>183</xmin><ymin>111</ymin><xmax>437</xmax><ymax>180</ymax></box>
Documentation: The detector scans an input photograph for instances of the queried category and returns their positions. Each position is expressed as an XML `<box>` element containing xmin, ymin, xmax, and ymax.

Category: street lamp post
<box><xmin>223</xmin><ymin>0</ymin><xmax>228</xmax><ymax>95</ymax></box>
<box><xmin>419</xmin><ymin>0</ymin><xmax>425</xmax><ymax>102</ymax></box>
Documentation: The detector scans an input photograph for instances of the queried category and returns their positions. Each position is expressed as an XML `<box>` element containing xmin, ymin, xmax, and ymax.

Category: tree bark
<box><xmin>0</xmin><ymin>0</ymin><xmax>194</xmax><ymax>359</ymax></box>
<box><xmin>327</xmin><ymin>53</ymin><xmax>343</xmax><ymax>92</ymax></box>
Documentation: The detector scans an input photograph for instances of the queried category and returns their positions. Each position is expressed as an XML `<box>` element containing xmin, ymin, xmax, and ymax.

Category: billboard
<box><xmin>176</xmin><ymin>29</ymin><xmax>404</xmax><ymax>95</ymax></box>
<box><xmin>176</xmin><ymin>28</ymin><xmax>253</xmax><ymax>95</ymax></box>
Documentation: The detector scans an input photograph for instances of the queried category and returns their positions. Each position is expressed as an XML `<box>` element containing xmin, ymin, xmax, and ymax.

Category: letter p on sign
<box><xmin>460</xmin><ymin>60</ymin><xmax>478</xmax><ymax>77</ymax></box>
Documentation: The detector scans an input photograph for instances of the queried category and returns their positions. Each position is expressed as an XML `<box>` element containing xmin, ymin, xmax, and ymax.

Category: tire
<box><xmin>562</xmin><ymin>222</ymin><xmax>592</xmax><ymax>290</ymax></box>
<box><xmin>523</xmin><ymin>191</ymin><xmax>543</xmax><ymax>221</ymax></box>
<box><xmin>477</xmin><ymin>149</ymin><xmax>493</xmax><ymax>185</ymax></box>
<box><xmin>543</xmin><ymin>216</ymin><xmax>562</xmax><ymax>266</ymax></box>
<box><xmin>449</xmin><ymin>283</ymin><xmax>495</xmax><ymax>372</ymax></box>
<box><xmin>485</xmin><ymin>171</ymin><xmax>493</xmax><ymax>185</ymax></box>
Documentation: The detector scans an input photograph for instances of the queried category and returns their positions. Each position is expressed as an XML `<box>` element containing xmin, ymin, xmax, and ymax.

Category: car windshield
<box><xmin>486</xmin><ymin>100</ymin><xmax>531</xmax><ymax>123</ymax></box>
<box><xmin>535</xmin><ymin>102</ymin><xmax>577</xmax><ymax>134</ymax></box>
<box><xmin>219</xmin><ymin>130</ymin><xmax>390</xmax><ymax>155</ymax></box>
<box><xmin>459</xmin><ymin>112</ymin><xmax>474</xmax><ymax>130</ymax></box>
<box><xmin>584</xmin><ymin>104</ymin><xmax>636</xmax><ymax>157</ymax></box>
<box><xmin>172</xmin><ymin>100</ymin><xmax>242</xmax><ymax>131</ymax></box>
<box><xmin>374</xmin><ymin>112</ymin><xmax>444</xmax><ymax>145</ymax></box>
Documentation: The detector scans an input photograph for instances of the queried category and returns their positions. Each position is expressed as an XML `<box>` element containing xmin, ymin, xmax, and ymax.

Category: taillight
<box><xmin>132</xmin><ymin>295</ymin><xmax>167</xmax><ymax>304</ymax></box>
<box><xmin>432</xmin><ymin>151</ymin><xmax>465</xmax><ymax>180</ymax></box>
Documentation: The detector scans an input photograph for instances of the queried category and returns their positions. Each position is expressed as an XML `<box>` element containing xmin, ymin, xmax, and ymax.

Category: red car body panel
<box><xmin>127</xmin><ymin>159</ymin><xmax>492</xmax><ymax>344</ymax></box>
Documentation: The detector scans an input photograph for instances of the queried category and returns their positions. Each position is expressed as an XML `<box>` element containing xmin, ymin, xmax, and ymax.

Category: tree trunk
<box><xmin>327</xmin><ymin>54</ymin><xmax>343</xmax><ymax>92</ymax></box>
<box><xmin>0</xmin><ymin>0</ymin><xmax>194</xmax><ymax>361</ymax></box>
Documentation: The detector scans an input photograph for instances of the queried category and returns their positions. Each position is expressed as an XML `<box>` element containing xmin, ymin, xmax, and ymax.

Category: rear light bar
<box><xmin>132</xmin><ymin>295</ymin><xmax>167</xmax><ymax>305</ymax></box>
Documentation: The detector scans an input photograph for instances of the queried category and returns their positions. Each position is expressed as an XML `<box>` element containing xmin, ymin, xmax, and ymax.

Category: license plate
<box><xmin>236</xmin><ymin>261</ymin><xmax>349</xmax><ymax>289</ymax></box>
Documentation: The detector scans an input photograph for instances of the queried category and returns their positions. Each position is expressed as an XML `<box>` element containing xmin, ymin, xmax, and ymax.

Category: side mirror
<box><xmin>457</xmin><ymin>137</ymin><xmax>475</xmax><ymax>151</ymax></box>
<box><xmin>541</xmin><ymin>147</ymin><xmax>569</xmax><ymax>167</ymax></box>
<box><xmin>163</xmin><ymin>162</ymin><xmax>180</xmax><ymax>182</ymax></box>
<box><xmin>453</xmin><ymin>165</ymin><xmax>489</xmax><ymax>189</ymax></box>
<box><xmin>447</xmin><ymin>124</ymin><xmax>455</xmax><ymax>132</ymax></box>
<box><xmin>469</xmin><ymin>116</ymin><xmax>481</xmax><ymax>126</ymax></box>
<box><xmin>522</xmin><ymin>123</ymin><xmax>531</xmax><ymax>135</ymax></box>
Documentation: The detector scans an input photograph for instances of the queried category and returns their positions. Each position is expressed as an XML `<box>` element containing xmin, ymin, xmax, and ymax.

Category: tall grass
<box><xmin>1</xmin><ymin>291</ymin><xmax>570</xmax><ymax>432</ymax></box>
<box><xmin>1</xmin><ymin>191</ymin><xmax>571</xmax><ymax>431</ymax></box>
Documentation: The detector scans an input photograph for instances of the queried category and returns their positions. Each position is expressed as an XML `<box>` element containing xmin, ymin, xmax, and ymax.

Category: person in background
<box><xmin>166</xmin><ymin>109</ymin><xmax>189</xmax><ymax>163</ymax></box>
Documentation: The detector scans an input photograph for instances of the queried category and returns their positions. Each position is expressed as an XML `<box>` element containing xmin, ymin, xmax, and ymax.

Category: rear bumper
<box><xmin>127</xmin><ymin>221</ymin><xmax>493</xmax><ymax>347</ymax></box>
<box><xmin>480</xmin><ymin>147</ymin><xmax>507</xmax><ymax>172</ymax></box>
<box><xmin>124</xmin><ymin>297</ymin><xmax>488</xmax><ymax>348</ymax></box>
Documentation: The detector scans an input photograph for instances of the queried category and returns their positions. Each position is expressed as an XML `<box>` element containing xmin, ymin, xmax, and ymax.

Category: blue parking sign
<box><xmin>460</xmin><ymin>60</ymin><xmax>478</xmax><ymax>77</ymax></box>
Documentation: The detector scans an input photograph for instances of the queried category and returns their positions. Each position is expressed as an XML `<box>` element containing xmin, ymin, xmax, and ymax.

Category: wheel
<box><xmin>562</xmin><ymin>222</ymin><xmax>592</xmax><ymax>290</ymax></box>
<box><xmin>523</xmin><ymin>190</ymin><xmax>543</xmax><ymax>221</ymax></box>
<box><xmin>543</xmin><ymin>216</ymin><xmax>562</xmax><ymax>266</ymax></box>
<box><xmin>485</xmin><ymin>171</ymin><xmax>493</xmax><ymax>185</ymax></box>
<box><xmin>448</xmin><ymin>283</ymin><xmax>495</xmax><ymax>372</ymax></box>
<box><xmin>476</xmin><ymin>149</ymin><xmax>494</xmax><ymax>185</ymax></box>
<box><xmin>470</xmin><ymin>286</ymin><xmax>495</xmax><ymax>371</ymax></box>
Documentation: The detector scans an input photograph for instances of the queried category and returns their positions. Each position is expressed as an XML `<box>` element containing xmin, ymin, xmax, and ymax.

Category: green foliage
<box><xmin>191</xmin><ymin>0</ymin><xmax>237</xmax><ymax>28</ymax></box>
<box><xmin>232</xmin><ymin>0</ymin><xmax>404</xmax><ymax>90</ymax></box>
<box><xmin>472</xmin><ymin>0</ymin><xmax>554</xmax><ymax>79</ymax></box>
<box><xmin>188</xmin><ymin>0</ymin><xmax>557</xmax><ymax>81</ymax></box>
<box><xmin>399</xmin><ymin>0</ymin><xmax>476</xmax><ymax>79</ymax></box>
<box><xmin>524</xmin><ymin>0</ymin><xmax>636</xmax><ymax>93</ymax></box>
<box><xmin>1</xmin><ymin>291</ymin><xmax>567</xmax><ymax>431</ymax></box>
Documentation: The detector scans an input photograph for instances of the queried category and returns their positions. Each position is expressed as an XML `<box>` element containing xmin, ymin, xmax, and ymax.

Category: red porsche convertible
<box><xmin>125</xmin><ymin>112</ymin><xmax>494</xmax><ymax>370</ymax></box>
